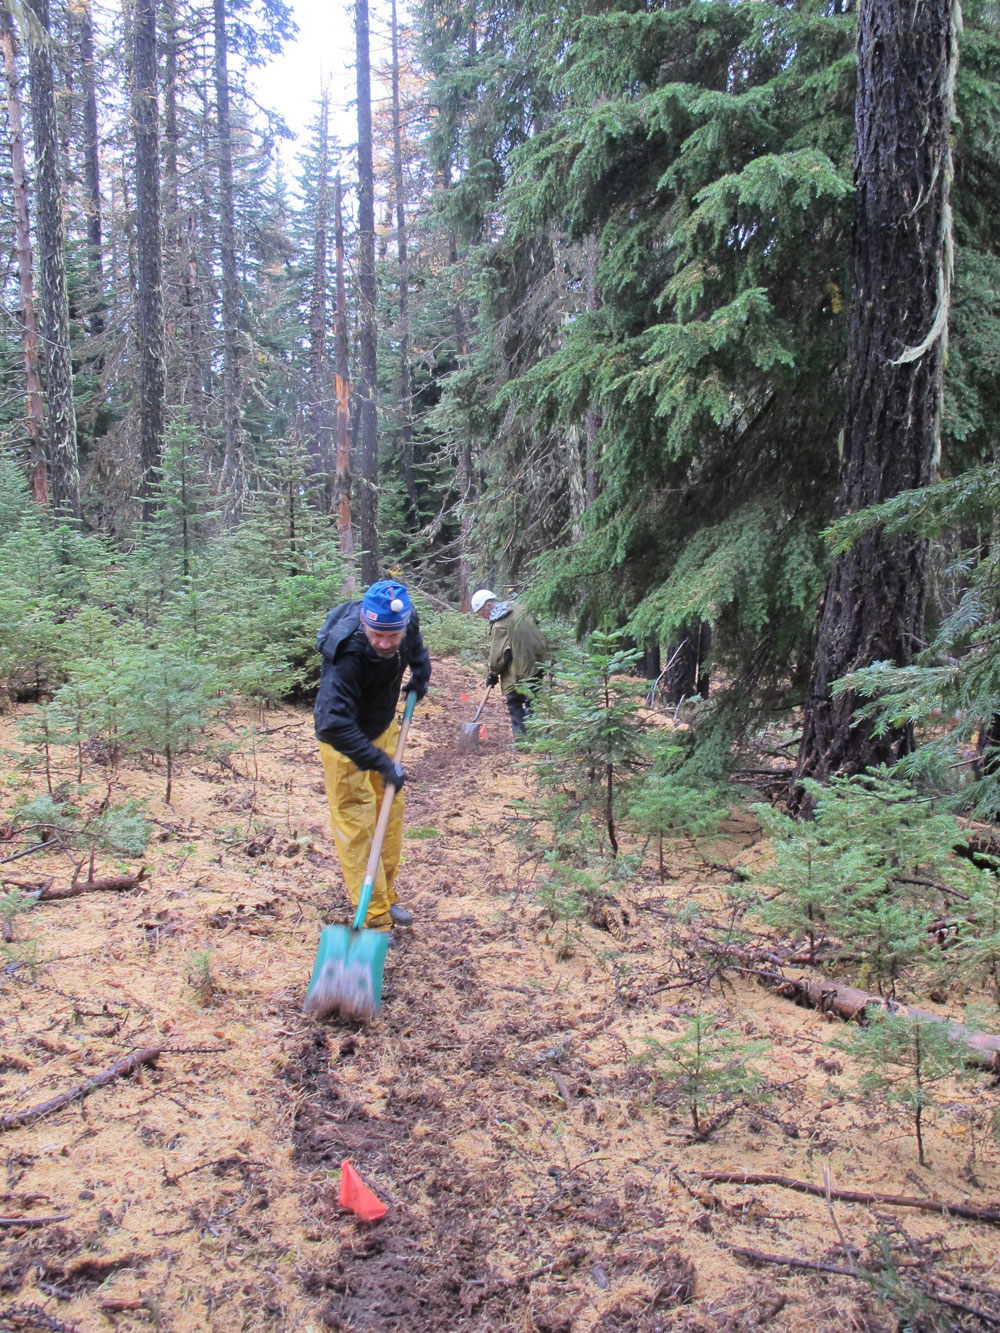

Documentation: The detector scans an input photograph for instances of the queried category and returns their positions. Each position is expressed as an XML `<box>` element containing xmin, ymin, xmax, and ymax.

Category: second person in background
<box><xmin>470</xmin><ymin>589</ymin><xmax>548</xmax><ymax>739</ymax></box>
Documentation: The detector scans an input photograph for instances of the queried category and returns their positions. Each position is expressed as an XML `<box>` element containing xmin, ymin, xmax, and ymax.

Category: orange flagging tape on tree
<box><xmin>339</xmin><ymin>1160</ymin><xmax>387</xmax><ymax>1221</ymax></box>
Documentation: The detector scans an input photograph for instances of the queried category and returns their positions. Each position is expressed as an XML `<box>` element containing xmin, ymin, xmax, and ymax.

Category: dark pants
<box><xmin>505</xmin><ymin>670</ymin><xmax>544</xmax><ymax>737</ymax></box>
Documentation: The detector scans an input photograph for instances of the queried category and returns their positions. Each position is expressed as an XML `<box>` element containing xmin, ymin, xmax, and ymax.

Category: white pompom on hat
<box><xmin>361</xmin><ymin>580</ymin><xmax>413</xmax><ymax>629</ymax></box>
<box><xmin>470</xmin><ymin>588</ymin><xmax>497</xmax><ymax>613</ymax></box>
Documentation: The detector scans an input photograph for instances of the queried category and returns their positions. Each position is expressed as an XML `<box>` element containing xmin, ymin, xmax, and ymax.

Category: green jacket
<box><xmin>488</xmin><ymin>601</ymin><xmax>548</xmax><ymax>695</ymax></box>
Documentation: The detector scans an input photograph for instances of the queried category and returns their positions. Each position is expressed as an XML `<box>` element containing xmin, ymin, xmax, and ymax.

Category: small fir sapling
<box><xmin>0</xmin><ymin>888</ymin><xmax>35</xmax><ymax>942</ymax></box>
<box><xmin>184</xmin><ymin>949</ymin><xmax>217</xmax><ymax>1006</ymax></box>
<box><xmin>947</xmin><ymin>864</ymin><xmax>1000</xmax><ymax>1009</ymax></box>
<box><xmin>15</xmin><ymin>705</ymin><xmax>61</xmax><ymax>794</ymax></box>
<box><xmin>838</xmin><ymin>1011</ymin><xmax>968</xmax><ymax>1167</ymax></box>
<box><xmin>530</xmin><ymin>629</ymin><xmax>651</xmax><ymax>856</ymax></box>
<box><xmin>749</xmin><ymin>771</ymin><xmax>964</xmax><ymax>987</ymax></box>
<box><xmin>627</xmin><ymin>756</ymin><xmax>727</xmax><ymax>882</ymax></box>
<box><xmin>119</xmin><ymin>648</ymin><xmax>220</xmax><ymax>803</ymax></box>
<box><xmin>635</xmin><ymin>1013</ymin><xmax>770</xmax><ymax>1139</ymax></box>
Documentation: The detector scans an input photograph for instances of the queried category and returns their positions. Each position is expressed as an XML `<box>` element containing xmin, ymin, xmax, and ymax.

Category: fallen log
<box><xmin>700</xmin><ymin>1171</ymin><xmax>1000</xmax><ymax>1226</ymax></box>
<box><xmin>743</xmin><ymin>966</ymin><xmax>1000</xmax><ymax>1071</ymax></box>
<box><xmin>725</xmin><ymin>1244</ymin><xmax>1000</xmax><ymax>1329</ymax></box>
<box><xmin>0</xmin><ymin>1045</ymin><xmax>162</xmax><ymax>1132</ymax></box>
<box><xmin>37</xmin><ymin>867</ymin><xmax>149</xmax><ymax>902</ymax></box>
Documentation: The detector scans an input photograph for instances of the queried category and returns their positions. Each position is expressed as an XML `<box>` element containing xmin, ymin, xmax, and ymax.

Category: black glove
<box><xmin>406</xmin><ymin>674</ymin><xmax>428</xmax><ymax>701</ymax></box>
<box><xmin>376</xmin><ymin>755</ymin><xmax>405</xmax><ymax>790</ymax></box>
<box><xmin>485</xmin><ymin>672</ymin><xmax>499</xmax><ymax>688</ymax></box>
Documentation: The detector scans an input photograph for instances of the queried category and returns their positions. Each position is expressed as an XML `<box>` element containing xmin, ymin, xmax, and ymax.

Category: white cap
<box><xmin>470</xmin><ymin>588</ymin><xmax>497</xmax><ymax>613</ymax></box>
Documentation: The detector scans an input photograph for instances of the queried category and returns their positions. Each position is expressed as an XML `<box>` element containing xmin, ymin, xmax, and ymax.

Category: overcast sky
<box><xmin>250</xmin><ymin>0</ymin><xmax>402</xmax><ymax>168</ymax></box>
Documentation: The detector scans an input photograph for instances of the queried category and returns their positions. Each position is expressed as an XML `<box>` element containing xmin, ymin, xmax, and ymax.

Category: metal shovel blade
<box><xmin>459</xmin><ymin>721</ymin><xmax>480</xmax><ymax>754</ymax></box>
<box><xmin>303</xmin><ymin>922</ymin><xmax>390</xmax><ymax>1021</ymax></box>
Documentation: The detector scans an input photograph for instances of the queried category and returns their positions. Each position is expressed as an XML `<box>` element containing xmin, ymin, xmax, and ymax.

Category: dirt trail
<box><xmin>1</xmin><ymin>658</ymin><xmax>998</xmax><ymax>1332</ymax></box>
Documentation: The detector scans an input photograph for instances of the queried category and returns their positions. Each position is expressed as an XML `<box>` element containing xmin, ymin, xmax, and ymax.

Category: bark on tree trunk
<box><xmin>797</xmin><ymin>0</ymin><xmax>958</xmax><ymax>787</ymax></box>
<box><xmin>1</xmin><ymin>10</ymin><xmax>47</xmax><ymax>505</ymax></box>
<box><xmin>355</xmin><ymin>0</ymin><xmax>379</xmax><ymax>584</ymax></box>
<box><xmin>307</xmin><ymin>90</ymin><xmax>333</xmax><ymax>507</ymax></box>
<box><xmin>25</xmin><ymin>0</ymin><xmax>80</xmax><ymax>521</ymax></box>
<box><xmin>133</xmin><ymin>0</ymin><xmax>165</xmax><ymax>522</ymax></box>
<box><xmin>72</xmin><ymin>0</ymin><xmax>103</xmax><ymax>338</ymax></box>
<box><xmin>391</xmin><ymin>0</ymin><xmax>418</xmax><ymax>519</ymax></box>
<box><xmin>332</xmin><ymin>174</ymin><xmax>354</xmax><ymax>574</ymax></box>
<box><xmin>584</xmin><ymin>232</ymin><xmax>601</xmax><ymax>507</ymax></box>
<box><xmin>214</xmin><ymin>0</ymin><xmax>244</xmax><ymax>504</ymax></box>
<box><xmin>666</xmin><ymin>624</ymin><xmax>711</xmax><ymax>702</ymax></box>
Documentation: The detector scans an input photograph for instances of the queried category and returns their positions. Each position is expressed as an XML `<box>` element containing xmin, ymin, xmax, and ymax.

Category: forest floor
<box><xmin>1</xmin><ymin>656</ymin><xmax>999</xmax><ymax>1333</ymax></box>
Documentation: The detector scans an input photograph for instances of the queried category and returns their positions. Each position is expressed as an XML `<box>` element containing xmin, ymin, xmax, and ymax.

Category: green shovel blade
<box><xmin>303</xmin><ymin>923</ymin><xmax>389</xmax><ymax>1021</ymax></box>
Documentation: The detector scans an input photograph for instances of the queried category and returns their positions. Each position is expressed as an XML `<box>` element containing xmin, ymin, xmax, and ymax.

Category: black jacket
<box><xmin>313</xmin><ymin>600</ymin><xmax>431</xmax><ymax>769</ymax></box>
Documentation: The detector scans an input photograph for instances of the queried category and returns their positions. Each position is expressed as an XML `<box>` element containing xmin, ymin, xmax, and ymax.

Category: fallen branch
<box><xmin>700</xmin><ymin>1171</ymin><xmax>1000</xmax><ymax>1227</ymax></box>
<box><xmin>743</xmin><ymin>966</ymin><xmax>1000</xmax><ymax>1070</ymax></box>
<box><xmin>37</xmin><ymin>867</ymin><xmax>149</xmax><ymax>902</ymax></box>
<box><xmin>0</xmin><ymin>1304</ymin><xmax>87</xmax><ymax>1333</ymax></box>
<box><xmin>726</xmin><ymin>1245</ymin><xmax>1000</xmax><ymax>1328</ymax></box>
<box><xmin>0</xmin><ymin>1213</ymin><xmax>71</xmax><ymax>1228</ymax></box>
<box><xmin>0</xmin><ymin>1045</ymin><xmax>162</xmax><ymax>1132</ymax></box>
<box><xmin>0</xmin><ymin>840</ymin><xmax>60</xmax><ymax>865</ymax></box>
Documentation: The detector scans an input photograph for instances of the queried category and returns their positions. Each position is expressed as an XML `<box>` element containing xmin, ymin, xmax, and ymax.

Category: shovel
<box><xmin>303</xmin><ymin>689</ymin><xmax>418</xmax><ymax>1022</ymax></box>
<box><xmin>459</xmin><ymin>683</ymin><xmax>492</xmax><ymax>754</ymax></box>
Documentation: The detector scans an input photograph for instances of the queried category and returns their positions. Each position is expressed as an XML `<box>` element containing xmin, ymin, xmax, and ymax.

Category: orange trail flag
<box><xmin>339</xmin><ymin>1159</ymin><xmax>387</xmax><ymax>1221</ymax></box>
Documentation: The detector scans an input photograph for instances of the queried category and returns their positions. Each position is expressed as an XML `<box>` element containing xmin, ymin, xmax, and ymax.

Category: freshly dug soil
<box><xmin>1</xmin><ymin>657</ymin><xmax>998</xmax><ymax>1332</ymax></box>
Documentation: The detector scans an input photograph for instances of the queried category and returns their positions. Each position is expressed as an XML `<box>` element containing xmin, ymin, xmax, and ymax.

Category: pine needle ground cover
<box><xmin>0</xmin><ymin>659</ymin><xmax>998</xmax><ymax>1332</ymax></box>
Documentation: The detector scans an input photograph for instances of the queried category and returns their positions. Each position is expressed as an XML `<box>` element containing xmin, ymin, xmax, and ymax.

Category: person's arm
<box><xmin>403</xmin><ymin>617</ymin><xmax>431</xmax><ymax>699</ymax></box>
<box><xmin>315</xmin><ymin>651</ymin><xmax>387</xmax><ymax>771</ymax></box>
<box><xmin>488</xmin><ymin>621</ymin><xmax>513</xmax><ymax>677</ymax></box>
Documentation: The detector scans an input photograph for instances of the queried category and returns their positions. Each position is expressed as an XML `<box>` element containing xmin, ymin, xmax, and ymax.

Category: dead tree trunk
<box><xmin>1</xmin><ymin>9</ymin><xmax>47</xmax><ymax>504</ymax></box>
<box><xmin>307</xmin><ymin>90</ymin><xmax>333</xmax><ymax>505</ymax></box>
<box><xmin>133</xmin><ymin>0</ymin><xmax>165</xmax><ymax>520</ymax></box>
<box><xmin>332</xmin><ymin>174</ymin><xmax>354</xmax><ymax>574</ymax></box>
<box><xmin>355</xmin><ymin>0</ymin><xmax>379</xmax><ymax>583</ymax></box>
<box><xmin>214</xmin><ymin>0</ymin><xmax>244</xmax><ymax>504</ymax></box>
<box><xmin>25</xmin><ymin>0</ymin><xmax>80</xmax><ymax>520</ymax></box>
<box><xmin>391</xmin><ymin>0</ymin><xmax>418</xmax><ymax>519</ymax></box>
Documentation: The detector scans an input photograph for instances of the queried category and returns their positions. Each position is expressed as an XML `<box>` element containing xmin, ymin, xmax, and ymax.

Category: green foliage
<box><xmin>748</xmin><ymin>771</ymin><xmax>965</xmax><ymax>990</ymax></box>
<box><xmin>184</xmin><ymin>949</ymin><xmax>217</xmax><ymax>1006</ymax></box>
<box><xmin>530</xmin><ymin>628</ymin><xmax>651</xmax><ymax>855</ymax></box>
<box><xmin>11</xmin><ymin>792</ymin><xmax>78</xmax><ymax>837</ymax></box>
<box><xmin>122</xmin><ymin>649</ymin><xmax>222</xmax><ymax>802</ymax></box>
<box><xmin>839</xmin><ymin>1011</ymin><xmax>968</xmax><ymax>1166</ymax></box>
<box><xmin>90</xmin><ymin>800</ymin><xmax>151</xmax><ymax>856</ymax></box>
<box><xmin>0</xmin><ymin>887</ymin><xmax>35</xmax><ymax>931</ymax></box>
<box><xmin>415</xmin><ymin>602</ymin><xmax>484</xmax><ymax>661</ymax></box>
<box><xmin>534</xmin><ymin>844</ymin><xmax>613</xmax><ymax>958</ymax></box>
<box><xmin>635</xmin><ymin>1012</ymin><xmax>769</xmax><ymax>1139</ymax></box>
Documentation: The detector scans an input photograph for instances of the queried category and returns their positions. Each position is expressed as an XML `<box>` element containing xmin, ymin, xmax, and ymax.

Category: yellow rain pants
<box><xmin>318</xmin><ymin>717</ymin><xmax>402</xmax><ymax>928</ymax></box>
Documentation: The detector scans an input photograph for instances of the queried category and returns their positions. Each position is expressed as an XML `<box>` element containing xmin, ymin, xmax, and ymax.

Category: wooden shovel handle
<box><xmin>352</xmin><ymin>691</ymin><xmax>418</xmax><ymax>930</ymax></box>
<box><xmin>471</xmin><ymin>683</ymin><xmax>493</xmax><ymax>724</ymax></box>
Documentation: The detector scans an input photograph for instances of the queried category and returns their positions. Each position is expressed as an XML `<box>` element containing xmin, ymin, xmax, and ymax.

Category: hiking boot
<box><xmin>389</xmin><ymin>903</ymin><xmax>413</xmax><ymax>927</ymax></box>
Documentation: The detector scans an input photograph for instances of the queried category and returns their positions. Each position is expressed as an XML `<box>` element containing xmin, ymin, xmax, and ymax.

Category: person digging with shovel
<box><xmin>314</xmin><ymin>580</ymin><xmax>430</xmax><ymax>942</ymax></box>
<box><xmin>471</xmin><ymin>588</ymin><xmax>548</xmax><ymax>739</ymax></box>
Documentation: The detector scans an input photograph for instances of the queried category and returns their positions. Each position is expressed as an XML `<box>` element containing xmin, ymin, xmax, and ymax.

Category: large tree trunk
<box><xmin>584</xmin><ymin>232</ymin><xmax>601</xmax><ymax>507</ymax></box>
<box><xmin>797</xmin><ymin>0</ymin><xmax>957</xmax><ymax>787</ymax></box>
<box><xmin>391</xmin><ymin>0</ymin><xmax>418</xmax><ymax>520</ymax></box>
<box><xmin>214</xmin><ymin>0</ymin><xmax>244</xmax><ymax>504</ymax></box>
<box><xmin>71</xmin><ymin>0</ymin><xmax>103</xmax><ymax>338</ymax></box>
<box><xmin>133</xmin><ymin>0</ymin><xmax>165</xmax><ymax>521</ymax></box>
<box><xmin>25</xmin><ymin>0</ymin><xmax>80</xmax><ymax>521</ymax></box>
<box><xmin>307</xmin><ymin>90</ymin><xmax>332</xmax><ymax>505</ymax></box>
<box><xmin>1</xmin><ymin>9</ymin><xmax>47</xmax><ymax>504</ymax></box>
<box><xmin>332</xmin><ymin>173</ymin><xmax>354</xmax><ymax>573</ymax></box>
<box><xmin>355</xmin><ymin>0</ymin><xmax>379</xmax><ymax>584</ymax></box>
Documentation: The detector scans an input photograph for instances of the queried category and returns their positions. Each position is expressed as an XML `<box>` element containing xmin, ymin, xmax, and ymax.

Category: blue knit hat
<box><xmin>361</xmin><ymin>579</ymin><xmax>412</xmax><ymax>630</ymax></box>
